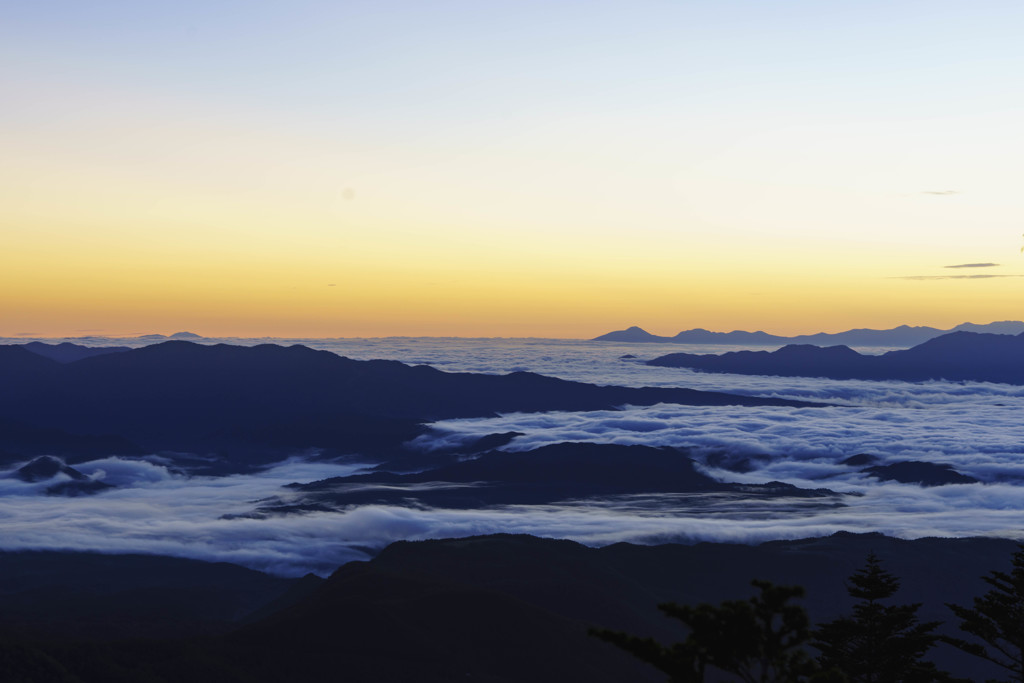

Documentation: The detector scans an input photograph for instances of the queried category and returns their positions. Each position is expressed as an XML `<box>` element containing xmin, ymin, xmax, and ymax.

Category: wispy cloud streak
<box><xmin>893</xmin><ymin>274</ymin><xmax>1022</xmax><ymax>280</ymax></box>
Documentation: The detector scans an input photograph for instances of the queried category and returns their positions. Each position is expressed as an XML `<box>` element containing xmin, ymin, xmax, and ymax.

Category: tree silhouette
<box><xmin>592</xmin><ymin>579</ymin><xmax>818</xmax><ymax>682</ymax></box>
<box><xmin>946</xmin><ymin>545</ymin><xmax>1024</xmax><ymax>682</ymax></box>
<box><xmin>813</xmin><ymin>553</ymin><xmax>952</xmax><ymax>682</ymax></box>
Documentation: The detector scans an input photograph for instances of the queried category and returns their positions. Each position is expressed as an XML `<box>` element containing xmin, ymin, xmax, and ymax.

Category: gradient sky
<box><xmin>3</xmin><ymin>1</ymin><xmax>1024</xmax><ymax>338</ymax></box>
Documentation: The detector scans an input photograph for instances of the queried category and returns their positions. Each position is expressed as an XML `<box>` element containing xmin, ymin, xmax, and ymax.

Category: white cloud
<box><xmin>0</xmin><ymin>458</ymin><xmax>373</xmax><ymax>576</ymax></box>
<box><xmin>6</xmin><ymin>338</ymin><xmax>1024</xmax><ymax>577</ymax></box>
<box><xmin>421</xmin><ymin>401</ymin><xmax>1024</xmax><ymax>486</ymax></box>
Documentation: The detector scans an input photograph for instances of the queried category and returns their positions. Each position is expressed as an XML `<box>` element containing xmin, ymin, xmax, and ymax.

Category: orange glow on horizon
<box><xmin>4</xmin><ymin>2</ymin><xmax>1024</xmax><ymax>340</ymax></box>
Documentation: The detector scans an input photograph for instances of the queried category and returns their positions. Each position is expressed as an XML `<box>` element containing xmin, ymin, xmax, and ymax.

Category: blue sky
<box><xmin>4</xmin><ymin>1</ymin><xmax>1024</xmax><ymax>336</ymax></box>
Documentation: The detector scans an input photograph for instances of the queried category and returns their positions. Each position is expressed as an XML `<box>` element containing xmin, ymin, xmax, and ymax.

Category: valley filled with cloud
<box><xmin>3</xmin><ymin>337</ymin><xmax>1021</xmax><ymax>578</ymax></box>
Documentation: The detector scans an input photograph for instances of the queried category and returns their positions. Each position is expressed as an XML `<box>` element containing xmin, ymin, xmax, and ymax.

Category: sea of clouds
<box><xmin>420</xmin><ymin>401</ymin><xmax>1024</xmax><ymax>483</ymax></box>
<box><xmin>3</xmin><ymin>336</ymin><xmax>1024</xmax><ymax>576</ymax></box>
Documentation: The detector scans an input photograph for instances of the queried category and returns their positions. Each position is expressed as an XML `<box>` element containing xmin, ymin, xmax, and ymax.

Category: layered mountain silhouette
<box><xmin>647</xmin><ymin>331</ymin><xmax>1024</xmax><ymax>384</ymax></box>
<box><xmin>136</xmin><ymin>331</ymin><xmax>205</xmax><ymax>340</ymax></box>
<box><xmin>0</xmin><ymin>341</ymin><xmax>818</xmax><ymax>465</ymax></box>
<box><xmin>269</xmin><ymin>442</ymin><xmax>838</xmax><ymax>512</ymax></box>
<box><xmin>10</xmin><ymin>455</ymin><xmax>115</xmax><ymax>496</ymax></box>
<box><xmin>18</xmin><ymin>341</ymin><xmax>131</xmax><ymax>363</ymax></box>
<box><xmin>596</xmin><ymin>320</ymin><xmax>1024</xmax><ymax>347</ymax></box>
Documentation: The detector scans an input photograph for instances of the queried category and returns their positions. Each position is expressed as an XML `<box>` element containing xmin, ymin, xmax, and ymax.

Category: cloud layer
<box><xmin>7</xmin><ymin>452</ymin><xmax>1024</xmax><ymax>579</ymax></box>
<box><xmin>895</xmin><ymin>274</ymin><xmax>1022</xmax><ymax>280</ymax></box>
<box><xmin>4</xmin><ymin>383</ymin><xmax>1024</xmax><ymax>578</ymax></box>
<box><xmin>421</xmin><ymin>400</ymin><xmax>1024</xmax><ymax>485</ymax></box>
<box><xmin>0</xmin><ymin>458</ymin><xmax>376</xmax><ymax>576</ymax></box>
<box><xmin>4</xmin><ymin>339</ymin><xmax>1024</xmax><ymax>577</ymax></box>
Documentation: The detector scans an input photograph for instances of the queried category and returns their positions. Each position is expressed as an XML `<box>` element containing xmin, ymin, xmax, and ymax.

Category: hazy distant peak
<box><xmin>20</xmin><ymin>341</ymin><xmax>130</xmax><ymax>363</ymax></box>
<box><xmin>591</xmin><ymin>326</ymin><xmax>667</xmax><ymax>342</ymax></box>
<box><xmin>136</xmin><ymin>331</ymin><xmax>204</xmax><ymax>340</ymax></box>
<box><xmin>648</xmin><ymin>330</ymin><xmax>1024</xmax><ymax>384</ymax></box>
<box><xmin>952</xmin><ymin>321</ymin><xmax>1024</xmax><ymax>335</ymax></box>
<box><xmin>597</xmin><ymin>321</ymin><xmax>1024</xmax><ymax>348</ymax></box>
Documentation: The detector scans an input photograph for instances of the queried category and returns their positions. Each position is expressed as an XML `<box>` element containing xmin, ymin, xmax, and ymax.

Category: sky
<box><xmin>3</xmin><ymin>0</ymin><xmax>1024</xmax><ymax>338</ymax></box>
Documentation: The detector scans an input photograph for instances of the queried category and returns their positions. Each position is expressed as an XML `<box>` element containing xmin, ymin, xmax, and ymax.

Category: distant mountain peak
<box><xmin>648</xmin><ymin>330</ymin><xmax>1024</xmax><ymax>384</ymax></box>
<box><xmin>135</xmin><ymin>331</ymin><xmax>204</xmax><ymax>340</ymax></box>
<box><xmin>952</xmin><ymin>321</ymin><xmax>1024</xmax><ymax>335</ymax></box>
<box><xmin>591</xmin><ymin>326</ymin><xmax>667</xmax><ymax>342</ymax></box>
<box><xmin>14</xmin><ymin>455</ymin><xmax>86</xmax><ymax>483</ymax></box>
<box><xmin>596</xmin><ymin>321</ymin><xmax>1024</xmax><ymax>348</ymax></box>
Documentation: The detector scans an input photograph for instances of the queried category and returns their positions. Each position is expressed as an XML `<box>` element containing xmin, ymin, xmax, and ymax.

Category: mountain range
<box><xmin>647</xmin><ymin>330</ymin><xmax>1024</xmax><ymax>384</ymax></box>
<box><xmin>0</xmin><ymin>335</ymin><xmax>1014</xmax><ymax>681</ymax></box>
<box><xmin>0</xmin><ymin>340</ymin><xmax>817</xmax><ymax>470</ymax></box>
<box><xmin>17</xmin><ymin>341</ymin><xmax>132</xmax><ymax>363</ymax></box>
<box><xmin>595</xmin><ymin>320</ymin><xmax>1024</xmax><ymax>347</ymax></box>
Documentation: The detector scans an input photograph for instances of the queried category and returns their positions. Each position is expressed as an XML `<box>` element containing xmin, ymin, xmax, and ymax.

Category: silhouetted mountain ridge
<box><xmin>648</xmin><ymin>331</ymin><xmax>1024</xmax><ymax>384</ymax></box>
<box><xmin>8</xmin><ymin>455</ymin><xmax>116</xmax><ymax>496</ymax></box>
<box><xmin>862</xmin><ymin>461</ymin><xmax>978</xmax><ymax>486</ymax></box>
<box><xmin>0</xmin><ymin>341</ymin><xmax>819</xmax><ymax>463</ymax></box>
<box><xmin>14</xmin><ymin>455</ymin><xmax>88</xmax><ymax>483</ymax></box>
<box><xmin>18</xmin><ymin>342</ymin><xmax>130</xmax><ymax>363</ymax></box>
<box><xmin>596</xmin><ymin>320</ymin><xmax>1024</xmax><ymax>347</ymax></box>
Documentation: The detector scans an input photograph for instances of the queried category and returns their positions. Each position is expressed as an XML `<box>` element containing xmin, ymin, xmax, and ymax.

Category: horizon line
<box><xmin>4</xmin><ymin>318</ymin><xmax>1024</xmax><ymax>343</ymax></box>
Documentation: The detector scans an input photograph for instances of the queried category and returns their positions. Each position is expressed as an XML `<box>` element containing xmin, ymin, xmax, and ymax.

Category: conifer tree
<box><xmin>592</xmin><ymin>579</ymin><xmax>818</xmax><ymax>682</ymax></box>
<box><xmin>946</xmin><ymin>545</ymin><xmax>1024</xmax><ymax>682</ymax></box>
<box><xmin>813</xmin><ymin>554</ymin><xmax>951</xmax><ymax>682</ymax></box>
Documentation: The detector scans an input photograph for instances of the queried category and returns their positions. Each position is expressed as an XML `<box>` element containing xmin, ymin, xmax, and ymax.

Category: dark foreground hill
<box><xmin>0</xmin><ymin>551</ymin><xmax>308</xmax><ymax>641</ymax></box>
<box><xmin>0</xmin><ymin>533</ymin><xmax>1013</xmax><ymax>682</ymax></box>
<box><xmin>648</xmin><ymin>330</ymin><xmax>1024</xmax><ymax>384</ymax></box>
<box><xmin>0</xmin><ymin>341</ymin><xmax>817</xmax><ymax>467</ymax></box>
